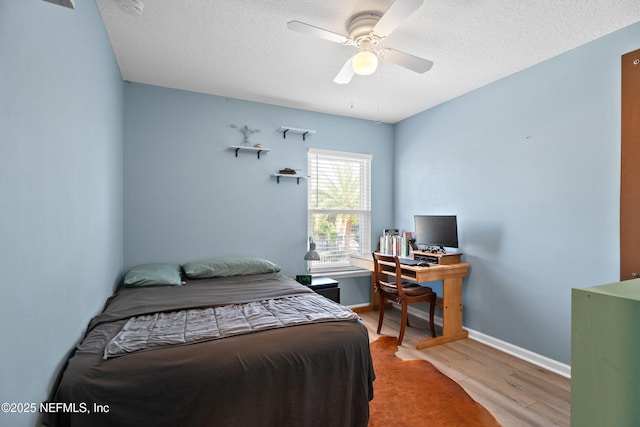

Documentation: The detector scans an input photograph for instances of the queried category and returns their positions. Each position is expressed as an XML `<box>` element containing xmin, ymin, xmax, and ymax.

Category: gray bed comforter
<box><xmin>40</xmin><ymin>272</ymin><xmax>374</xmax><ymax>427</ymax></box>
<box><xmin>104</xmin><ymin>293</ymin><xmax>359</xmax><ymax>359</ymax></box>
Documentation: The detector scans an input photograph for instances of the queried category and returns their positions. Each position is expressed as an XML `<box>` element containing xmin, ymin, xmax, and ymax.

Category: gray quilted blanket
<box><xmin>104</xmin><ymin>293</ymin><xmax>358</xmax><ymax>359</ymax></box>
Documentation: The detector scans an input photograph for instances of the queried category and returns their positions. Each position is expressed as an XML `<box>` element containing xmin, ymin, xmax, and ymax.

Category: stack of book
<box><xmin>379</xmin><ymin>229</ymin><xmax>412</xmax><ymax>257</ymax></box>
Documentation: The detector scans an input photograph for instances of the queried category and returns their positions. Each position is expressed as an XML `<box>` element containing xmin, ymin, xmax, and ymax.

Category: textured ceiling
<box><xmin>96</xmin><ymin>0</ymin><xmax>640</xmax><ymax>123</ymax></box>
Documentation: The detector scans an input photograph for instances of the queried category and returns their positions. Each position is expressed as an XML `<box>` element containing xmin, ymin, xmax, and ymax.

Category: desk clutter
<box><xmin>378</xmin><ymin>229</ymin><xmax>412</xmax><ymax>257</ymax></box>
<box><xmin>378</xmin><ymin>228</ymin><xmax>462</xmax><ymax>265</ymax></box>
<box><xmin>413</xmin><ymin>250</ymin><xmax>462</xmax><ymax>265</ymax></box>
<box><xmin>376</xmin><ymin>215</ymin><xmax>462</xmax><ymax>267</ymax></box>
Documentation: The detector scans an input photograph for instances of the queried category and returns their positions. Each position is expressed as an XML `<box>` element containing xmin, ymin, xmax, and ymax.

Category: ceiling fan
<box><xmin>287</xmin><ymin>0</ymin><xmax>433</xmax><ymax>84</ymax></box>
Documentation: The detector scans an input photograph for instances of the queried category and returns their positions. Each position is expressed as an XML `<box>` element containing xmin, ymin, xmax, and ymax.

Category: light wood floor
<box><xmin>358</xmin><ymin>308</ymin><xmax>570</xmax><ymax>427</ymax></box>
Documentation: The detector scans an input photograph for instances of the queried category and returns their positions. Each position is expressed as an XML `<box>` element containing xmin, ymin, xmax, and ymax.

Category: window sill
<box><xmin>310</xmin><ymin>268</ymin><xmax>371</xmax><ymax>279</ymax></box>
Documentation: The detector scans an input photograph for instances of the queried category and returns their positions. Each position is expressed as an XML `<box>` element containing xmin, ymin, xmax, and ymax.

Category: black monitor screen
<box><xmin>414</xmin><ymin>215</ymin><xmax>458</xmax><ymax>249</ymax></box>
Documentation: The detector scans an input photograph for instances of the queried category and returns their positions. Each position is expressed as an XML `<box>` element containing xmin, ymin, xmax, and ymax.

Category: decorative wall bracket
<box><xmin>272</xmin><ymin>169</ymin><xmax>306</xmax><ymax>184</ymax></box>
<box><xmin>227</xmin><ymin>145</ymin><xmax>270</xmax><ymax>159</ymax></box>
<box><xmin>277</xmin><ymin>126</ymin><xmax>316</xmax><ymax>141</ymax></box>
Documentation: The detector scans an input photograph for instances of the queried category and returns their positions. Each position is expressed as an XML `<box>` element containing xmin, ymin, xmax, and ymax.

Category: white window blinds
<box><xmin>307</xmin><ymin>148</ymin><xmax>372</xmax><ymax>271</ymax></box>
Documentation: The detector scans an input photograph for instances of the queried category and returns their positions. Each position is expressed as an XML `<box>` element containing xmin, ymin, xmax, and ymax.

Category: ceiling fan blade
<box><xmin>373</xmin><ymin>0</ymin><xmax>423</xmax><ymax>37</ymax></box>
<box><xmin>287</xmin><ymin>21</ymin><xmax>350</xmax><ymax>44</ymax></box>
<box><xmin>379</xmin><ymin>48</ymin><xmax>433</xmax><ymax>73</ymax></box>
<box><xmin>333</xmin><ymin>58</ymin><xmax>355</xmax><ymax>84</ymax></box>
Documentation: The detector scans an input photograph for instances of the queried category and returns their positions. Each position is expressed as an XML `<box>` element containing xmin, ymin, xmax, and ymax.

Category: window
<box><xmin>307</xmin><ymin>148</ymin><xmax>372</xmax><ymax>272</ymax></box>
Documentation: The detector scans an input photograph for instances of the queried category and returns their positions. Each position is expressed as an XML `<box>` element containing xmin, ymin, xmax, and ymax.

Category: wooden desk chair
<box><xmin>372</xmin><ymin>252</ymin><xmax>437</xmax><ymax>345</ymax></box>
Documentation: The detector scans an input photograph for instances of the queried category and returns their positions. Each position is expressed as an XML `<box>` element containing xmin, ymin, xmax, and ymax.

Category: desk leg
<box><xmin>416</xmin><ymin>276</ymin><xmax>468</xmax><ymax>350</ymax></box>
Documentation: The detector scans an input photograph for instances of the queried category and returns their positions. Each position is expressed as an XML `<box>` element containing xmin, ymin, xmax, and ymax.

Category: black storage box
<box><xmin>308</xmin><ymin>277</ymin><xmax>340</xmax><ymax>304</ymax></box>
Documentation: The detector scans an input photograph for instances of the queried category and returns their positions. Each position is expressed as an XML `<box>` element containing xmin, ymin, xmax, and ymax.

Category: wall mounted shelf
<box><xmin>277</xmin><ymin>126</ymin><xmax>316</xmax><ymax>141</ymax></box>
<box><xmin>228</xmin><ymin>145</ymin><xmax>270</xmax><ymax>159</ymax></box>
<box><xmin>272</xmin><ymin>173</ymin><xmax>307</xmax><ymax>184</ymax></box>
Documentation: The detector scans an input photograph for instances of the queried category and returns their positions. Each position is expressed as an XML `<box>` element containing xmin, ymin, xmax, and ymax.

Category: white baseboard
<box><xmin>348</xmin><ymin>302</ymin><xmax>373</xmax><ymax>310</ymax></box>
<box><xmin>403</xmin><ymin>306</ymin><xmax>572</xmax><ymax>379</ymax></box>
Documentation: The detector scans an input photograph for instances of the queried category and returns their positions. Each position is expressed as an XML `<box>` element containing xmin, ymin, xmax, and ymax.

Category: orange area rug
<box><xmin>368</xmin><ymin>336</ymin><xmax>501</xmax><ymax>427</ymax></box>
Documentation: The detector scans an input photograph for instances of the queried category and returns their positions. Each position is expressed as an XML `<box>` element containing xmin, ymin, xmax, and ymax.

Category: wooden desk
<box><xmin>350</xmin><ymin>253</ymin><xmax>470</xmax><ymax>350</ymax></box>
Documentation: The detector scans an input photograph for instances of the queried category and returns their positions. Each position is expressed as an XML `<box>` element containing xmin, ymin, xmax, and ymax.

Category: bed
<box><xmin>41</xmin><ymin>258</ymin><xmax>375</xmax><ymax>427</ymax></box>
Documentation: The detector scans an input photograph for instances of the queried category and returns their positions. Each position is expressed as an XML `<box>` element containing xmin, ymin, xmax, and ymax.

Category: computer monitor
<box><xmin>414</xmin><ymin>215</ymin><xmax>459</xmax><ymax>250</ymax></box>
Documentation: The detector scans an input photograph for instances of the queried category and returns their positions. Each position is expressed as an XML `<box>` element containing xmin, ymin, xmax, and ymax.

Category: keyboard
<box><xmin>399</xmin><ymin>258</ymin><xmax>432</xmax><ymax>267</ymax></box>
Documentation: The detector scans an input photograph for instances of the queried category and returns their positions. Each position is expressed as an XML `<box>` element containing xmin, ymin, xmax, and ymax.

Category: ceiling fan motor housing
<box><xmin>348</xmin><ymin>12</ymin><xmax>383</xmax><ymax>46</ymax></box>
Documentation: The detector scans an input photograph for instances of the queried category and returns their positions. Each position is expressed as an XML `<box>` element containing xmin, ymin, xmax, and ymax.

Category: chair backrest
<box><xmin>372</xmin><ymin>252</ymin><xmax>405</xmax><ymax>297</ymax></box>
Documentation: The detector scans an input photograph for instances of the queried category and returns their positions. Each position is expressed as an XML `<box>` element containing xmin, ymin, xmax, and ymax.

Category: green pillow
<box><xmin>123</xmin><ymin>263</ymin><xmax>183</xmax><ymax>287</ymax></box>
<box><xmin>182</xmin><ymin>257</ymin><xmax>280</xmax><ymax>279</ymax></box>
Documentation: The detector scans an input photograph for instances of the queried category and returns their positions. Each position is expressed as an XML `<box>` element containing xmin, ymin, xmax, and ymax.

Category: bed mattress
<box><xmin>41</xmin><ymin>273</ymin><xmax>374</xmax><ymax>427</ymax></box>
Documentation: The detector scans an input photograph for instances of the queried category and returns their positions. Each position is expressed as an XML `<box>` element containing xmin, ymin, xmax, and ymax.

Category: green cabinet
<box><xmin>572</xmin><ymin>279</ymin><xmax>640</xmax><ymax>426</ymax></box>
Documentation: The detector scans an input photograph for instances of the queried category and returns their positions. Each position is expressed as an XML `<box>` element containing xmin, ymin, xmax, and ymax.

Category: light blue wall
<box><xmin>123</xmin><ymin>83</ymin><xmax>394</xmax><ymax>305</ymax></box>
<box><xmin>394</xmin><ymin>22</ymin><xmax>640</xmax><ymax>364</ymax></box>
<box><xmin>0</xmin><ymin>1</ymin><xmax>123</xmax><ymax>426</ymax></box>
<box><xmin>2</xmin><ymin>8</ymin><xmax>635</xmax><ymax>418</ymax></box>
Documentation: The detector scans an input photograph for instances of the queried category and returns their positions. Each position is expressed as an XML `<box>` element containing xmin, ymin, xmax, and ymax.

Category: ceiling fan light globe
<box><xmin>352</xmin><ymin>50</ymin><xmax>378</xmax><ymax>75</ymax></box>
